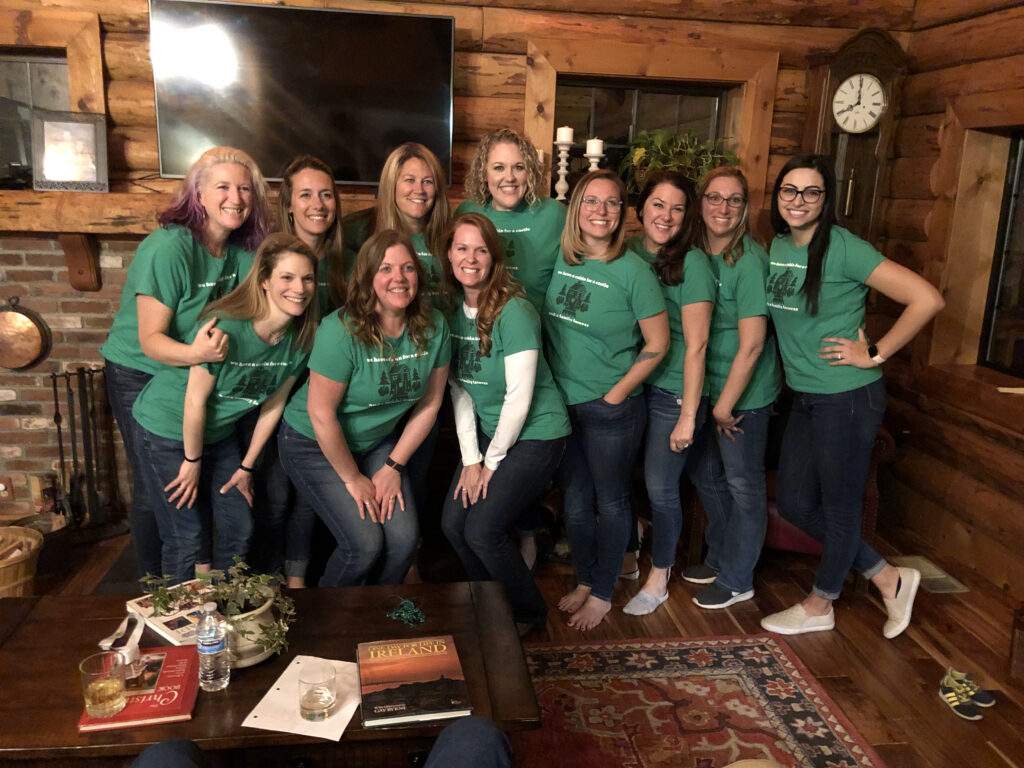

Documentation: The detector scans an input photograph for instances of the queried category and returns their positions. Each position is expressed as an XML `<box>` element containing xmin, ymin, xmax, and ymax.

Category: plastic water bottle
<box><xmin>196</xmin><ymin>601</ymin><xmax>230</xmax><ymax>692</ymax></box>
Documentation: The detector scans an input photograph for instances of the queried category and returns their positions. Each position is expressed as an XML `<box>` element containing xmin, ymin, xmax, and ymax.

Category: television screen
<box><xmin>149</xmin><ymin>0</ymin><xmax>453</xmax><ymax>184</ymax></box>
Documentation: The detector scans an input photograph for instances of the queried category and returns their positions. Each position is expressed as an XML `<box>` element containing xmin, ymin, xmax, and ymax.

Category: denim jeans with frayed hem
<box><xmin>776</xmin><ymin>378</ymin><xmax>887</xmax><ymax>600</ymax></box>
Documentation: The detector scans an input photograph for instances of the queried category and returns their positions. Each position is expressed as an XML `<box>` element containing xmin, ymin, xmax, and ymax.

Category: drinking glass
<box><xmin>80</xmin><ymin>651</ymin><xmax>127</xmax><ymax>718</ymax></box>
<box><xmin>298</xmin><ymin>659</ymin><xmax>337</xmax><ymax>721</ymax></box>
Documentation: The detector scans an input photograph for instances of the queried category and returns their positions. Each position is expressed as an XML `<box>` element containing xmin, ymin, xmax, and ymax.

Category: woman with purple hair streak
<box><xmin>100</xmin><ymin>146</ymin><xmax>272</xmax><ymax>580</ymax></box>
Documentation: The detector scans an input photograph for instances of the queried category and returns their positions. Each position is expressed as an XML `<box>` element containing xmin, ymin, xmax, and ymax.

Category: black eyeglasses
<box><xmin>703</xmin><ymin>192</ymin><xmax>746</xmax><ymax>209</ymax></box>
<box><xmin>778</xmin><ymin>185</ymin><xmax>825</xmax><ymax>204</ymax></box>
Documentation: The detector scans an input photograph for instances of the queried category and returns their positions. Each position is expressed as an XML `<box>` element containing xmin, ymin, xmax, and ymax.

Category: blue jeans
<box><xmin>134</xmin><ymin>422</ymin><xmax>253</xmax><ymax>585</ymax></box>
<box><xmin>687</xmin><ymin>403</ymin><xmax>771</xmax><ymax>593</ymax></box>
<box><xmin>559</xmin><ymin>395</ymin><xmax>646</xmax><ymax>602</ymax></box>
<box><xmin>104</xmin><ymin>360</ymin><xmax>161</xmax><ymax>578</ymax></box>
<box><xmin>777</xmin><ymin>378</ymin><xmax>887</xmax><ymax>600</ymax></box>
<box><xmin>442</xmin><ymin>432</ymin><xmax>566</xmax><ymax>625</ymax></box>
<box><xmin>278</xmin><ymin>423</ymin><xmax>418</xmax><ymax>587</ymax></box>
<box><xmin>131</xmin><ymin>718</ymin><xmax>511</xmax><ymax>768</ymax></box>
<box><xmin>643</xmin><ymin>388</ymin><xmax>709</xmax><ymax>569</ymax></box>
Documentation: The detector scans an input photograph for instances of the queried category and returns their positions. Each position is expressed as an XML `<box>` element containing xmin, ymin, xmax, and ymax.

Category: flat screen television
<box><xmin>149</xmin><ymin>0</ymin><xmax>453</xmax><ymax>184</ymax></box>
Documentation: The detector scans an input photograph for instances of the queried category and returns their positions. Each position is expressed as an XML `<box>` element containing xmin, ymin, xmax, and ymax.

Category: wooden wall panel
<box><xmin>908</xmin><ymin>4</ymin><xmax>1024</xmax><ymax>72</ymax></box>
<box><xmin>913</xmin><ymin>0</ymin><xmax>1024</xmax><ymax>30</ymax></box>
<box><xmin>902</xmin><ymin>54</ymin><xmax>1024</xmax><ymax>116</ymax></box>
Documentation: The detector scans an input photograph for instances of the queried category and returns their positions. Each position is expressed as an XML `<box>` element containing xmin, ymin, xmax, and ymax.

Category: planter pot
<box><xmin>226</xmin><ymin>597</ymin><xmax>277</xmax><ymax>669</ymax></box>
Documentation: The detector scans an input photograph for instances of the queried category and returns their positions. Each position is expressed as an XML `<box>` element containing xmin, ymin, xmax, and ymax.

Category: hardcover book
<box><xmin>357</xmin><ymin>635</ymin><xmax>472</xmax><ymax>727</ymax></box>
<box><xmin>78</xmin><ymin>645</ymin><xmax>199</xmax><ymax>732</ymax></box>
<box><xmin>125</xmin><ymin>579</ymin><xmax>215</xmax><ymax>645</ymax></box>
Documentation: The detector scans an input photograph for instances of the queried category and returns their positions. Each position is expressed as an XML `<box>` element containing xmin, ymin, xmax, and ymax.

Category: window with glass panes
<box><xmin>552</xmin><ymin>77</ymin><xmax>726</xmax><ymax>197</ymax></box>
<box><xmin>981</xmin><ymin>132</ymin><xmax>1024</xmax><ymax>377</ymax></box>
<box><xmin>0</xmin><ymin>54</ymin><xmax>70</xmax><ymax>189</ymax></box>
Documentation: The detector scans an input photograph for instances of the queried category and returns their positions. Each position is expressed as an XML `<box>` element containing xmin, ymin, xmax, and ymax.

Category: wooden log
<box><xmin>106</xmin><ymin>79</ymin><xmax>155</xmax><ymax>129</ymax></box>
<box><xmin>913</xmin><ymin>0</ymin><xmax>1024</xmax><ymax>30</ymax></box>
<box><xmin>773</xmin><ymin>68</ymin><xmax>807</xmax><ymax>113</ymax></box>
<box><xmin>453</xmin><ymin>95</ymin><xmax>522</xmax><ymax>141</ymax></box>
<box><xmin>378</xmin><ymin>0</ymin><xmax>916</xmax><ymax>29</ymax></box>
<box><xmin>882</xmin><ymin>199</ymin><xmax>931</xmax><ymax>241</ymax></box>
<box><xmin>0</xmin><ymin>0</ymin><xmax>148</xmax><ymax>35</ymax></box>
<box><xmin>454</xmin><ymin>52</ymin><xmax>526</xmax><ymax>98</ymax></box>
<box><xmin>882</xmin><ymin>238</ymin><xmax>930</xmax><ymax>273</ymax></box>
<box><xmin>894</xmin><ymin>113</ymin><xmax>941</xmax><ymax>157</ymax></box>
<box><xmin>480</xmin><ymin>8</ymin><xmax>859</xmax><ymax>68</ymax></box>
<box><xmin>954</xmin><ymin>86</ymin><xmax>1024</xmax><ymax>130</ymax></box>
<box><xmin>0</xmin><ymin>191</ymin><xmax>163</xmax><ymax>235</ymax></box>
<box><xmin>102</xmin><ymin>32</ymin><xmax>150</xmax><ymax>82</ymax></box>
<box><xmin>766</xmin><ymin>153</ymin><xmax>791</xmax><ymax>188</ymax></box>
<box><xmin>888</xmin><ymin>156</ymin><xmax>936</xmax><ymax>199</ymax></box>
<box><xmin>909</xmin><ymin>4</ymin><xmax>1024</xmax><ymax>72</ymax></box>
<box><xmin>323</xmin><ymin>0</ymin><xmax>484</xmax><ymax>51</ymax></box>
<box><xmin>901</xmin><ymin>53</ymin><xmax>1024</xmax><ymax>116</ymax></box>
<box><xmin>108</xmin><ymin>126</ymin><xmax>158</xmax><ymax>173</ymax></box>
<box><xmin>768</xmin><ymin>112</ymin><xmax>803</xmax><ymax>154</ymax></box>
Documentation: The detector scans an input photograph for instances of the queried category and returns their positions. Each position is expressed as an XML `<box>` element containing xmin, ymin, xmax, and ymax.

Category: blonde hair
<box><xmin>344</xmin><ymin>229</ymin><xmax>436</xmax><ymax>352</ymax></box>
<box><xmin>373</xmin><ymin>143</ymin><xmax>451</xmax><ymax>263</ymax></box>
<box><xmin>442</xmin><ymin>213</ymin><xmax>525</xmax><ymax>357</ymax></box>
<box><xmin>561</xmin><ymin>169</ymin><xmax>628</xmax><ymax>265</ymax></box>
<box><xmin>698</xmin><ymin>165</ymin><xmax>751</xmax><ymax>266</ymax></box>
<box><xmin>202</xmin><ymin>233</ymin><xmax>319</xmax><ymax>352</ymax></box>
<box><xmin>464</xmin><ymin>129</ymin><xmax>544</xmax><ymax>208</ymax></box>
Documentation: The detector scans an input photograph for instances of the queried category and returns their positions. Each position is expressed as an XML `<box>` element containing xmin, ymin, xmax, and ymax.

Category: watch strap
<box><xmin>867</xmin><ymin>344</ymin><xmax>886</xmax><ymax>365</ymax></box>
<box><xmin>385</xmin><ymin>456</ymin><xmax>405</xmax><ymax>473</ymax></box>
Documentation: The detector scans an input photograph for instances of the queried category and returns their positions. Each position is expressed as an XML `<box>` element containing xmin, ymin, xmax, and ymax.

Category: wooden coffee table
<box><xmin>0</xmin><ymin>582</ymin><xmax>539</xmax><ymax>766</ymax></box>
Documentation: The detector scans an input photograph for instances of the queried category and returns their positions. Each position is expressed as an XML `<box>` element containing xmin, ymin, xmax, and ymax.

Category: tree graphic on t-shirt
<box><xmin>226</xmin><ymin>367</ymin><xmax>278</xmax><ymax>403</ymax></box>
<box><xmin>556</xmin><ymin>282</ymin><xmax>591</xmax><ymax>318</ymax></box>
<box><xmin>377</xmin><ymin>363</ymin><xmax>421</xmax><ymax>401</ymax></box>
<box><xmin>502</xmin><ymin>236</ymin><xmax>518</xmax><ymax>269</ymax></box>
<box><xmin>767</xmin><ymin>270</ymin><xmax>800</xmax><ymax>305</ymax></box>
<box><xmin>455</xmin><ymin>339</ymin><xmax>482</xmax><ymax>379</ymax></box>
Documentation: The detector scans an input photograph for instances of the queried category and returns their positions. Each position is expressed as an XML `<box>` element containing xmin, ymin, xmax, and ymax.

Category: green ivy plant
<box><xmin>619</xmin><ymin>129</ymin><xmax>739</xmax><ymax>196</ymax></box>
<box><xmin>141</xmin><ymin>558</ymin><xmax>296</xmax><ymax>657</ymax></box>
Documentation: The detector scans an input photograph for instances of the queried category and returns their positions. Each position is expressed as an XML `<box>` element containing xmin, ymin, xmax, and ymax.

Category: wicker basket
<box><xmin>0</xmin><ymin>526</ymin><xmax>44</xmax><ymax>598</ymax></box>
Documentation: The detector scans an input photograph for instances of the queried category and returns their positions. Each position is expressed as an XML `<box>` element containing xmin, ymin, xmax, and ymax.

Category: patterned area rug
<box><xmin>512</xmin><ymin>636</ymin><xmax>886</xmax><ymax>768</ymax></box>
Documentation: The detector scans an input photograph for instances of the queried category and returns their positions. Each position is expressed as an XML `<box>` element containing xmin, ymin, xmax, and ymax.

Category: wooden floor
<box><xmin>43</xmin><ymin>528</ymin><xmax>1024</xmax><ymax>768</ymax></box>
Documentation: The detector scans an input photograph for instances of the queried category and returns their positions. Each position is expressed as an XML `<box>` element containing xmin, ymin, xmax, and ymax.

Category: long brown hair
<box><xmin>278</xmin><ymin>155</ymin><xmax>346</xmax><ymax>309</ymax></box>
<box><xmin>442</xmin><ymin>213</ymin><xmax>525</xmax><ymax>357</ymax></box>
<box><xmin>561</xmin><ymin>169</ymin><xmax>628</xmax><ymax>265</ymax></box>
<box><xmin>696</xmin><ymin>165</ymin><xmax>750</xmax><ymax>267</ymax></box>
<box><xmin>344</xmin><ymin>229</ymin><xmax>436</xmax><ymax>352</ymax></box>
<box><xmin>633</xmin><ymin>170</ymin><xmax>698</xmax><ymax>286</ymax></box>
<box><xmin>201</xmin><ymin>233</ymin><xmax>319</xmax><ymax>353</ymax></box>
<box><xmin>374</xmin><ymin>143</ymin><xmax>451</xmax><ymax>263</ymax></box>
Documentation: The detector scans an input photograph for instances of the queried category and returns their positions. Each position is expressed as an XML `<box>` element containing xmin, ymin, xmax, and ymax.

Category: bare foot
<box><xmin>568</xmin><ymin>595</ymin><xmax>611</xmax><ymax>631</ymax></box>
<box><xmin>558</xmin><ymin>584</ymin><xmax>591</xmax><ymax>613</ymax></box>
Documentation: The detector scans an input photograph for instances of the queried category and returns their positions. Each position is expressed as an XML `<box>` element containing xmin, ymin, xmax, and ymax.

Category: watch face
<box><xmin>832</xmin><ymin>73</ymin><xmax>887</xmax><ymax>134</ymax></box>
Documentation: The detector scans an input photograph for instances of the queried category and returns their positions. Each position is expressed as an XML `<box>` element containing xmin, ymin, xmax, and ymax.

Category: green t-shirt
<box><xmin>450</xmin><ymin>296</ymin><xmax>570</xmax><ymax>441</ymax></box>
<box><xmin>132</xmin><ymin>316</ymin><xmax>308</xmax><ymax>444</ymax></box>
<box><xmin>283</xmin><ymin>308</ymin><xmax>451</xmax><ymax>453</ymax></box>
<box><xmin>767</xmin><ymin>226</ymin><xmax>884</xmax><ymax>394</ymax></box>
<box><xmin>543</xmin><ymin>251</ymin><xmax>666</xmax><ymax>405</ymax></box>
<box><xmin>101</xmin><ymin>226</ymin><xmax>251</xmax><ymax>374</ymax></box>
<box><xmin>630</xmin><ymin>240</ymin><xmax>718</xmax><ymax>395</ymax></box>
<box><xmin>340</xmin><ymin>210</ymin><xmax>442</xmax><ymax>301</ymax></box>
<box><xmin>455</xmin><ymin>198</ymin><xmax>566</xmax><ymax>312</ymax></box>
<box><xmin>705</xmin><ymin>236</ymin><xmax>781</xmax><ymax>410</ymax></box>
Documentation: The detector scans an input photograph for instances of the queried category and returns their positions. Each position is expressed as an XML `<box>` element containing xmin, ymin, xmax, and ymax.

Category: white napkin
<box><xmin>242</xmin><ymin>655</ymin><xmax>361</xmax><ymax>741</ymax></box>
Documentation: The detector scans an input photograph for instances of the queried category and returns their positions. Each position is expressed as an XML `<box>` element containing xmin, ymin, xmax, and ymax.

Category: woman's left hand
<box><xmin>220</xmin><ymin>469</ymin><xmax>254</xmax><ymax>508</ymax></box>
<box><xmin>820</xmin><ymin>328</ymin><xmax>875</xmax><ymax>368</ymax></box>
<box><xmin>371</xmin><ymin>464</ymin><xmax>405</xmax><ymax>522</ymax></box>
<box><xmin>669</xmin><ymin>414</ymin><xmax>696</xmax><ymax>453</ymax></box>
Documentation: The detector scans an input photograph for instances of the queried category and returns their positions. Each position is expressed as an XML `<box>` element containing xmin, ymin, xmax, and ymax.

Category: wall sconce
<box><xmin>30</xmin><ymin>109</ymin><xmax>108</xmax><ymax>192</ymax></box>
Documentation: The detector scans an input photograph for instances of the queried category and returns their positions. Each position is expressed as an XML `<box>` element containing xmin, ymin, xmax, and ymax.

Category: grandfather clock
<box><xmin>802</xmin><ymin>29</ymin><xmax>908</xmax><ymax>243</ymax></box>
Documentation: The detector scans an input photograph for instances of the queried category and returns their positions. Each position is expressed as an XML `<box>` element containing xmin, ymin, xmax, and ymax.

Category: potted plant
<box><xmin>141</xmin><ymin>558</ymin><xmax>296</xmax><ymax>669</ymax></box>
<box><xmin>619</xmin><ymin>129</ymin><xmax>738</xmax><ymax>198</ymax></box>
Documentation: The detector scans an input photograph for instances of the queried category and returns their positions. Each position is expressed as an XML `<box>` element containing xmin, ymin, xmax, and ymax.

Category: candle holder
<box><xmin>585</xmin><ymin>151</ymin><xmax>604</xmax><ymax>171</ymax></box>
<box><xmin>555</xmin><ymin>140</ymin><xmax>573</xmax><ymax>202</ymax></box>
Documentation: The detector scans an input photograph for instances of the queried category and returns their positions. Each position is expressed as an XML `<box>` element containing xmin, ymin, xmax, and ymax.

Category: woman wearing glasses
<box><xmin>761</xmin><ymin>155</ymin><xmax>943</xmax><ymax>638</ymax></box>
<box><xmin>620</xmin><ymin>171</ymin><xmax>716</xmax><ymax>616</ymax></box>
<box><xmin>544</xmin><ymin>169</ymin><xmax>669</xmax><ymax>630</ymax></box>
<box><xmin>684</xmin><ymin>166</ymin><xmax>781</xmax><ymax>610</ymax></box>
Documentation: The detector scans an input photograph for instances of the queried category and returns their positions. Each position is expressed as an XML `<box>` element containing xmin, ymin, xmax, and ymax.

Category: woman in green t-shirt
<box><xmin>440</xmin><ymin>213</ymin><xmax>570</xmax><ymax>631</ymax></box>
<box><xmin>762</xmin><ymin>155</ymin><xmax>944</xmax><ymax>639</ymax></box>
<box><xmin>131</xmin><ymin>234</ymin><xmax>318</xmax><ymax>586</ymax></box>
<box><xmin>278</xmin><ymin>230</ymin><xmax>450</xmax><ymax>587</ymax></box>
<box><xmin>545</xmin><ymin>170</ymin><xmax>669</xmax><ymax>631</ymax></box>
<box><xmin>618</xmin><ymin>171</ymin><xmax>716</xmax><ymax>618</ymax></box>
<box><xmin>682</xmin><ymin>166</ymin><xmax>781</xmax><ymax>611</ymax></box>
<box><xmin>100</xmin><ymin>146</ymin><xmax>271</xmax><ymax>579</ymax></box>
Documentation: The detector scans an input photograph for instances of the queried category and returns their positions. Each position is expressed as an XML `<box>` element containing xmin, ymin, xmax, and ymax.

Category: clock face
<box><xmin>832</xmin><ymin>73</ymin><xmax>887</xmax><ymax>134</ymax></box>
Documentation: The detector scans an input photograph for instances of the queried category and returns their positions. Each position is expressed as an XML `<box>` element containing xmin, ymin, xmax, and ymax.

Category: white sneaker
<box><xmin>760</xmin><ymin>604</ymin><xmax>835</xmax><ymax>635</ymax></box>
<box><xmin>882</xmin><ymin>567</ymin><xmax>921</xmax><ymax>639</ymax></box>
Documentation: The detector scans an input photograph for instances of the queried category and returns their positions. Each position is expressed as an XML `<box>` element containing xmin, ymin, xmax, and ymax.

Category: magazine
<box><xmin>125</xmin><ymin>579</ymin><xmax>215</xmax><ymax>646</ymax></box>
<box><xmin>357</xmin><ymin>635</ymin><xmax>472</xmax><ymax>727</ymax></box>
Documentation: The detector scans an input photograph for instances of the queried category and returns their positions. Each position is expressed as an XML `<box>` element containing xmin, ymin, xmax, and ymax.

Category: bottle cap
<box><xmin>203</xmin><ymin>602</ymin><xmax>217</xmax><ymax>613</ymax></box>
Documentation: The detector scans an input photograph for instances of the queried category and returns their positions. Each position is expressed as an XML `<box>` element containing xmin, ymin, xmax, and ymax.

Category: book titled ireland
<box><xmin>357</xmin><ymin>635</ymin><xmax>472</xmax><ymax>727</ymax></box>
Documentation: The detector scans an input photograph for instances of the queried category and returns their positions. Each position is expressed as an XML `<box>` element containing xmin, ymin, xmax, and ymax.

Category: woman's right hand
<box><xmin>344</xmin><ymin>474</ymin><xmax>380</xmax><ymax>522</ymax></box>
<box><xmin>453</xmin><ymin>462</ymin><xmax>483</xmax><ymax>509</ymax></box>
<box><xmin>190</xmin><ymin>317</ymin><xmax>229</xmax><ymax>364</ymax></box>
<box><xmin>165</xmin><ymin>460</ymin><xmax>201</xmax><ymax>510</ymax></box>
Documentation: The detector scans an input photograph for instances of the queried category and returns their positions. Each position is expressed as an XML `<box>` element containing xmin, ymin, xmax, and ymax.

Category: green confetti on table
<box><xmin>387</xmin><ymin>598</ymin><xmax>425</xmax><ymax>626</ymax></box>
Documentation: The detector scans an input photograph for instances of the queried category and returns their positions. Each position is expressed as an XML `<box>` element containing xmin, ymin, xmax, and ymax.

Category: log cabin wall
<box><xmin>879</xmin><ymin>1</ymin><xmax>1024</xmax><ymax>602</ymax></box>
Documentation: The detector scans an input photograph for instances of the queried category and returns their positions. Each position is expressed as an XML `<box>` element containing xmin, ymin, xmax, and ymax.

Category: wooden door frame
<box><xmin>523</xmin><ymin>37</ymin><xmax>779</xmax><ymax>209</ymax></box>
